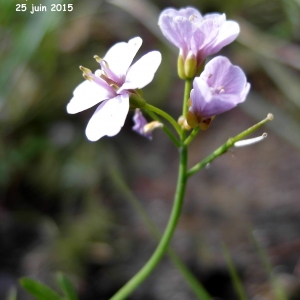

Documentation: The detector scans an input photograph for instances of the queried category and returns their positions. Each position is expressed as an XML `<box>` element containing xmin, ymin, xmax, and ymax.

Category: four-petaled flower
<box><xmin>158</xmin><ymin>7</ymin><xmax>240</xmax><ymax>78</ymax></box>
<box><xmin>187</xmin><ymin>56</ymin><xmax>250</xmax><ymax>129</ymax></box>
<box><xmin>67</xmin><ymin>37</ymin><xmax>161</xmax><ymax>141</ymax></box>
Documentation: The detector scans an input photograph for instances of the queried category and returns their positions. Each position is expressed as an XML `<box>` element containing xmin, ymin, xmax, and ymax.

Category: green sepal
<box><xmin>184</xmin><ymin>55</ymin><xmax>197</xmax><ymax>79</ymax></box>
<box><xmin>177</xmin><ymin>55</ymin><xmax>186</xmax><ymax>80</ymax></box>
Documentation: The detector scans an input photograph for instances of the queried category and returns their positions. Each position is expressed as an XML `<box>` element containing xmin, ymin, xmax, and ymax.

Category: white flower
<box><xmin>67</xmin><ymin>37</ymin><xmax>162</xmax><ymax>141</ymax></box>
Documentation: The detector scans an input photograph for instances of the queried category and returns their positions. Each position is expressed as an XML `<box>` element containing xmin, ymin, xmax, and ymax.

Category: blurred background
<box><xmin>1</xmin><ymin>0</ymin><xmax>300</xmax><ymax>299</ymax></box>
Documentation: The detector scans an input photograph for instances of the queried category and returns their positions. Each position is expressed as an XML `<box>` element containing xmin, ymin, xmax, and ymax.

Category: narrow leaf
<box><xmin>19</xmin><ymin>277</ymin><xmax>62</xmax><ymax>300</ymax></box>
<box><xmin>222</xmin><ymin>243</ymin><xmax>247</xmax><ymax>300</ymax></box>
<box><xmin>56</xmin><ymin>272</ymin><xmax>79</xmax><ymax>300</ymax></box>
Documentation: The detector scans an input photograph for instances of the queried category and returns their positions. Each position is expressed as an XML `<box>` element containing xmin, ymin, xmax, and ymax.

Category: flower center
<box><xmin>93</xmin><ymin>55</ymin><xmax>122</xmax><ymax>90</ymax></box>
<box><xmin>210</xmin><ymin>86</ymin><xmax>225</xmax><ymax>94</ymax></box>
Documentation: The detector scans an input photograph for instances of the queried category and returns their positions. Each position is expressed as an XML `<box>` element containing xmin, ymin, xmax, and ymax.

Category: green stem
<box><xmin>144</xmin><ymin>103</ymin><xmax>181</xmax><ymax>136</ymax></box>
<box><xmin>109</xmin><ymin>160</ymin><xmax>211</xmax><ymax>300</ymax></box>
<box><xmin>109</xmin><ymin>146</ymin><xmax>188</xmax><ymax>300</ymax></box>
<box><xmin>186</xmin><ymin>113</ymin><xmax>274</xmax><ymax>178</ymax></box>
<box><xmin>146</xmin><ymin>109</ymin><xmax>180</xmax><ymax>147</ymax></box>
<box><xmin>109</xmin><ymin>76</ymin><xmax>194</xmax><ymax>300</ymax></box>
<box><xmin>184</xmin><ymin>127</ymin><xmax>200</xmax><ymax>146</ymax></box>
<box><xmin>182</xmin><ymin>79</ymin><xmax>192</xmax><ymax>118</ymax></box>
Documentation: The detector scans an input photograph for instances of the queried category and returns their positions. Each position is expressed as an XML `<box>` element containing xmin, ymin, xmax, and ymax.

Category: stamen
<box><xmin>110</xmin><ymin>83</ymin><xmax>119</xmax><ymax>91</ymax></box>
<box><xmin>79</xmin><ymin>66</ymin><xmax>92</xmax><ymax>75</ymax></box>
<box><xmin>83</xmin><ymin>74</ymin><xmax>93</xmax><ymax>81</ymax></box>
<box><xmin>217</xmin><ymin>86</ymin><xmax>225</xmax><ymax>93</ymax></box>
<box><xmin>93</xmin><ymin>55</ymin><xmax>102</xmax><ymax>63</ymax></box>
<box><xmin>100</xmin><ymin>59</ymin><xmax>109</xmax><ymax>69</ymax></box>
<box><xmin>234</xmin><ymin>133</ymin><xmax>268</xmax><ymax>147</ymax></box>
<box><xmin>189</xmin><ymin>14</ymin><xmax>197</xmax><ymax>21</ymax></box>
<box><xmin>79</xmin><ymin>66</ymin><xmax>93</xmax><ymax>81</ymax></box>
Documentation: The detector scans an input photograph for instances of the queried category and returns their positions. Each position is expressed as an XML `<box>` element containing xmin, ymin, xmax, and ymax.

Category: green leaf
<box><xmin>19</xmin><ymin>277</ymin><xmax>62</xmax><ymax>300</ymax></box>
<box><xmin>222</xmin><ymin>243</ymin><xmax>247</xmax><ymax>300</ymax></box>
<box><xmin>56</xmin><ymin>272</ymin><xmax>79</xmax><ymax>300</ymax></box>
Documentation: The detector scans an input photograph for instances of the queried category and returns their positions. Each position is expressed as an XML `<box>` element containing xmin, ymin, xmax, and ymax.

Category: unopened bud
<box><xmin>143</xmin><ymin>121</ymin><xmax>163</xmax><ymax>134</ymax></box>
<box><xmin>177</xmin><ymin>53</ymin><xmax>186</xmax><ymax>80</ymax></box>
<box><xmin>183</xmin><ymin>119</ymin><xmax>191</xmax><ymax>131</ymax></box>
<box><xmin>184</xmin><ymin>53</ymin><xmax>197</xmax><ymax>79</ymax></box>
<box><xmin>178</xmin><ymin>115</ymin><xmax>185</xmax><ymax>126</ymax></box>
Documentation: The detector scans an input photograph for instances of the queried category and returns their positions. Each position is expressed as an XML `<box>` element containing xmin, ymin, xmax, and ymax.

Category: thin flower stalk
<box><xmin>144</xmin><ymin>103</ymin><xmax>182</xmax><ymax>136</ymax></box>
<box><xmin>109</xmin><ymin>68</ymin><xmax>193</xmax><ymax>300</ymax></box>
<box><xmin>186</xmin><ymin>114</ymin><xmax>274</xmax><ymax>178</ymax></box>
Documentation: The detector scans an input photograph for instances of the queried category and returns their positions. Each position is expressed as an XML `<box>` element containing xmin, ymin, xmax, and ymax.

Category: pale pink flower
<box><xmin>158</xmin><ymin>7</ymin><xmax>240</xmax><ymax>68</ymax></box>
<box><xmin>187</xmin><ymin>56</ymin><xmax>250</xmax><ymax>128</ymax></box>
<box><xmin>67</xmin><ymin>37</ymin><xmax>161</xmax><ymax>141</ymax></box>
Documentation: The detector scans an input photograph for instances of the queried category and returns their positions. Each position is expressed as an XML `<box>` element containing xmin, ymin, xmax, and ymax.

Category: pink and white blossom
<box><xmin>158</xmin><ymin>7</ymin><xmax>240</xmax><ymax>69</ymax></box>
<box><xmin>187</xmin><ymin>56</ymin><xmax>250</xmax><ymax>128</ymax></box>
<box><xmin>67</xmin><ymin>37</ymin><xmax>161</xmax><ymax>141</ymax></box>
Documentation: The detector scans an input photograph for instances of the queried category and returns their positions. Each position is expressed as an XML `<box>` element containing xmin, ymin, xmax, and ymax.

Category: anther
<box><xmin>93</xmin><ymin>55</ymin><xmax>102</xmax><ymax>63</ymax></box>
<box><xmin>189</xmin><ymin>14</ymin><xmax>197</xmax><ymax>21</ymax></box>
<box><xmin>83</xmin><ymin>74</ymin><xmax>93</xmax><ymax>81</ymax></box>
<box><xmin>79</xmin><ymin>66</ymin><xmax>92</xmax><ymax>75</ymax></box>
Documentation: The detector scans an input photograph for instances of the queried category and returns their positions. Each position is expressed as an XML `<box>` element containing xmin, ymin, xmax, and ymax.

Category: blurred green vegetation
<box><xmin>1</xmin><ymin>0</ymin><xmax>300</xmax><ymax>299</ymax></box>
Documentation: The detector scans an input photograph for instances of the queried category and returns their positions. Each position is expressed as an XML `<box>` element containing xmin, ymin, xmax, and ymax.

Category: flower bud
<box><xmin>184</xmin><ymin>52</ymin><xmax>197</xmax><ymax>79</ymax></box>
<box><xmin>177</xmin><ymin>53</ymin><xmax>186</xmax><ymax>80</ymax></box>
<box><xmin>143</xmin><ymin>121</ymin><xmax>163</xmax><ymax>134</ymax></box>
<box><xmin>177</xmin><ymin>115</ymin><xmax>185</xmax><ymax>126</ymax></box>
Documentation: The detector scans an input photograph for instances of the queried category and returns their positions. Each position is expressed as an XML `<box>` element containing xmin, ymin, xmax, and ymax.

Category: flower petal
<box><xmin>207</xmin><ymin>20</ymin><xmax>240</xmax><ymax>55</ymax></box>
<box><xmin>119</xmin><ymin>51</ymin><xmax>162</xmax><ymax>91</ymax></box>
<box><xmin>190</xmin><ymin>78</ymin><xmax>212</xmax><ymax>115</ymax></box>
<box><xmin>159</xmin><ymin>7</ymin><xmax>202</xmax><ymax>19</ymax></box>
<box><xmin>202</xmin><ymin>94</ymin><xmax>242</xmax><ymax>117</ymax></box>
<box><xmin>201</xmin><ymin>56</ymin><xmax>247</xmax><ymax>95</ymax></box>
<box><xmin>85</xmin><ymin>93</ymin><xmax>129</xmax><ymax>141</ymax></box>
<box><xmin>103</xmin><ymin>37</ymin><xmax>142</xmax><ymax>79</ymax></box>
<box><xmin>67</xmin><ymin>80</ymin><xmax>112</xmax><ymax>114</ymax></box>
<box><xmin>158</xmin><ymin>15</ymin><xmax>194</xmax><ymax>56</ymax></box>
